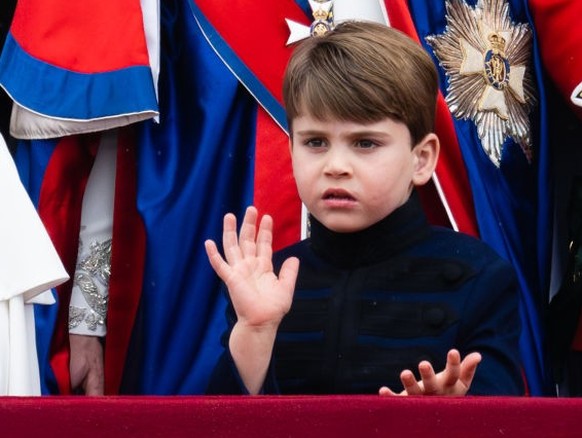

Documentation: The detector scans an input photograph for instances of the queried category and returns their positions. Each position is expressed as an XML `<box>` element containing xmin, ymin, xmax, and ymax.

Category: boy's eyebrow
<box><xmin>294</xmin><ymin>129</ymin><xmax>392</xmax><ymax>138</ymax></box>
<box><xmin>293</xmin><ymin>129</ymin><xmax>326</xmax><ymax>136</ymax></box>
<box><xmin>345</xmin><ymin>130</ymin><xmax>391</xmax><ymax>138</ymax></box>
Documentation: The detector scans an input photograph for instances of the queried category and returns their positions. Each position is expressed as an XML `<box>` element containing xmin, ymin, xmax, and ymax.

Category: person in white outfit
<box><xmin>0</xmin><ymin>133</ymin><xmax>68</xmax><ymax>395</ymax></box>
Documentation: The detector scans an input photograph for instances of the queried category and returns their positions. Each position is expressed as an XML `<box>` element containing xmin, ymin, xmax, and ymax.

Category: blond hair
<box><xmin>283</xmin><ymin>21</ymin><xmax>438</xmax><ymax>145</ymax></box>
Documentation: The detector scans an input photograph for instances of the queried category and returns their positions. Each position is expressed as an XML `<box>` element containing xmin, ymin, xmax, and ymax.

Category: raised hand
<box><xmin>204</xmin><ymin>206</ymin><xmax>299</xmax><ymax>394</ymax></box>
<box><xmin>205</xmin><ymin>206</ymin><xmax>299</xmax><ymax>329</ymax></box>
<box><xmin>378</xmin><ymin>349</ymin><xmax>482</xmax><ymax>396</ymax></box>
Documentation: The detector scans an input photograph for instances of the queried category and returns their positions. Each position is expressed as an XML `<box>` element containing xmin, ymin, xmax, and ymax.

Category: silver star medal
<box><xmin>426</xmin><ymin>0</ymin><xmax>536</xmax><ymax>167</ymax></box>
<box><xmin>286</xmin><ymin>0</ymin><xmax>334</xmax><ymax>45</ymax></box>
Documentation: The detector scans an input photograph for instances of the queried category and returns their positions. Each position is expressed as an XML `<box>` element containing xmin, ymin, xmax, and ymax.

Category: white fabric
<box><xmin>9</xmin><ymin>103</ymin><xmax>157</xmax><ymax>140</ymax></box>
<box><xmin>0</xmin><ymin>135</ymin><xmax>69</xmax><ymax>395</ymax></box>
<box><xmin>334</xmin><ymin>0</ymin><xmax>388</xmax><ymax>24</ymax></box>
<box><xmin>572</xmin><ymin>81</ymin><xmax>582</xmax><ymax>108</ymax></box>
<box><xmin>68</xmin><ymin>131</ymin><xmax>116</xmax><ymax>337</ymax></box>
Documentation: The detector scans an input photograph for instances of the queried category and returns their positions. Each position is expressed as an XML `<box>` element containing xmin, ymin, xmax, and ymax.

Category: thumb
<box><xmin>278</xmin><ymin>257</ymin><xmax>300</xmax><ymax>293</ymax></box>
<box><xmin>83</xmin><ymin>368</ymin><xmax>105</xmax><ymax>396</ymax></box>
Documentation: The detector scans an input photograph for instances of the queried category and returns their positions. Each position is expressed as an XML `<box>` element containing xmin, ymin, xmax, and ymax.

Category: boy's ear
<box><xmin>411</xmin><ymin>133</ymin><xmax>440</xmax><ymax>186</ymax></box>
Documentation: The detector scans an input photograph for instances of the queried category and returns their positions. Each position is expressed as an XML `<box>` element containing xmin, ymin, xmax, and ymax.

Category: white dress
<box><xmin>0</xmin><ymin>135</ymin><xmax>69</xmax><ymax>395</ymax></box>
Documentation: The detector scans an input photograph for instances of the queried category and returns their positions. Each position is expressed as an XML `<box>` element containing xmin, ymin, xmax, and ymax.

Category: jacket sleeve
<box><xmin>458</xmin><ymin>257</ymin><xmax>526</xmax><ymax>395</ymax></box>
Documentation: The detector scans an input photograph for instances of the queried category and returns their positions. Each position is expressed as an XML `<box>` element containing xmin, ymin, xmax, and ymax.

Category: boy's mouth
<box><xmin>322</xmin><ymin>188</ymin><xmax>355</xmax><ymax>201</ymax></box>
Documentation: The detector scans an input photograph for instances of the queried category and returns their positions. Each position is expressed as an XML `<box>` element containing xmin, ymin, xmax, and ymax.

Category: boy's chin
<box><xmin>316</xmin><ymin>216</ymin><xmax>373</xmax><ymax>234</ymax></box>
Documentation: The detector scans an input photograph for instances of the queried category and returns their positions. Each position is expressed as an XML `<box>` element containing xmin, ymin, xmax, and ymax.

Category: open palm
<box><xmin>205</xmin><ymin>206</ymin><xmax>299</xmax><ymax>329</ymax></box>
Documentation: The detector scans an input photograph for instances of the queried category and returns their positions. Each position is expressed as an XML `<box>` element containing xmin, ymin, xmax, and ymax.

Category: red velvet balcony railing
<box><xmin>2</xmin><ymin>395</ymin><xmax>582</xmax><ymax>437</ymax></box>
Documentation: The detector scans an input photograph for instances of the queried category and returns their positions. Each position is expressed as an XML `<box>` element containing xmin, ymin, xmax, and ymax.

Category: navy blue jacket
<box><xmin>207</xmin><ymin>193</ymin><xmax>525</xmax><ymax>395</ymax></box>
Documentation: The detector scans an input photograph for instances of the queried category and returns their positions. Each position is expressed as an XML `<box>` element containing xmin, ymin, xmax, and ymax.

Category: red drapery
<box><xmin>1</xmin><ymin>395</ymin><xmax>581</xmax><ymax>437</ymax></box>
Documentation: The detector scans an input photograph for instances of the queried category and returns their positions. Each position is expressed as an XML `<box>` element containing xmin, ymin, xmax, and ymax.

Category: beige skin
<box><xmin>205</xmin><ymin>114</ymin><xmax>482</xmax><ymax>396</ymax></box>
<box><xmin>69</xmin><ymin>334</ymin><xmax>104</xmax><ymax>395</ymax></box>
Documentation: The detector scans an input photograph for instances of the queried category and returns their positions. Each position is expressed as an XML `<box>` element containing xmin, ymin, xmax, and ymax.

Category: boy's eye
<box><xmin>355</xmin><ymin>139</ymin><xmax>377</xmax><ymax>149</ymax></box>
<box><xmin>305</xmin><ymin>138</ymin><xmax>326</xmax><ymax>148</ymax></box>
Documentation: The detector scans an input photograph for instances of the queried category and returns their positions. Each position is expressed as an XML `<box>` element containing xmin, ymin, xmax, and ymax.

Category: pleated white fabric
<box><xmin>0</xmin><ymin>135</ymin><xmax>68</xmax><ymax>395</ymax></box>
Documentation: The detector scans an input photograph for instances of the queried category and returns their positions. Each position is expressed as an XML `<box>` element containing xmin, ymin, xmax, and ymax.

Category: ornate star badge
<box><xmin>426</xmin><ymin>0</ymin><xmax>536</xmax><ymax>167</ymax></box>
<box><xmin>286</xmin><ymin>0</ymin><xmax>334</xmax><ymax>45</ymax></box>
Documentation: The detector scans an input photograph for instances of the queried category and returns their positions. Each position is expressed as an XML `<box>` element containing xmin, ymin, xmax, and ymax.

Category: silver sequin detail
<box><xmin>69</xmin><ymin>238</ymin><xmax>112</xmax><ymax>331</ymax></box>
<box><xmin>78</xmin><ymin>239</ymin><xmax>112</xmax><ymax>288</ymax></box>
<box><xmin>68</xmin><ymin>306</ymin><xmax>87</xmax><ymax>330</ymax></box>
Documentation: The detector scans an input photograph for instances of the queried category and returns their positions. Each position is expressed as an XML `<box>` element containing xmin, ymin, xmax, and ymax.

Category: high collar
<box><xmin>309</xmin><ymin>191</ymin><xmax>431</xmax><ymax>268</ymax></box>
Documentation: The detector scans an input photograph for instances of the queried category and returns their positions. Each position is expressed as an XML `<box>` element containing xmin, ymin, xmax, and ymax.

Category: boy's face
<box><xmin>290</xmin><ymin>113</ymin><xmax>438</xmax><ymax>233</ymax></box>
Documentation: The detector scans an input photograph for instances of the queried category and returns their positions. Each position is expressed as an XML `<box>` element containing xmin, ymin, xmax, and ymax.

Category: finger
<box><xmin>69</xmin><ymin>364</ymin><xmax>85</xmax><ymax>391</ymax></box>
<box><xmin>278</xmin><ymin>257</ymin><xmax>300</xmax><ymax>299</ymax></box>
<box><xmin>256</xmin><ymin>214</ymin><xmax>274</xmax><ymax>262</ymax></box>
<box><xmin>222</xmin><ymin>212</ymin><xmax>242</xmax><ymax>264</ymax></box>
<box><xmin>459</xmin><ymin>352</ymin><xmax>482</xmax><ymax>388</ymax></box>
<box><xmin>441</xmin><ymin>349</ymin><xmax>462</xmax><ymax>387</ymax></box>
<box><xmin>239</xmin><ymin>206</ymin><xmax>258</xmax><ymax>257</ymax></box>
<box><xmin>400</xmin><ymin>369</ymin><xmax>423</xmax><ymax>395</ymax></box>
<box><xmin>204</xmin><ymin>240</ymin><xmax>232</xmax><ymax>281</ymax></box>
<box><xmin>83</xmin><ymin>369</ymin><xmax>105</xmax><ymax>396</ymax></box>
<box><xmin>69</xmin><ymin>341</ymin><xmax>87</xmax><ymax>391</ymax></box>
<box><xmin>418</xmin><ymin>361</ymin><xmax>438</xmax><ymax>395</ymax></box>
<box><xmin>378</xmin><ymin>386</ymin><xmax>399</xmax><ymax>396</ymax></box>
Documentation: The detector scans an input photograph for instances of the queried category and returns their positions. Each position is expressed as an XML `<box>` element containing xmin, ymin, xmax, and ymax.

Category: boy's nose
<box><xmin>323</xmin><ymin>149</ymin><xmax>351</xmax><ymax>177</ymax></box>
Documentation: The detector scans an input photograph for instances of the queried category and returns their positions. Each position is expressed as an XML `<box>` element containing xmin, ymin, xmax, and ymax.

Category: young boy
<box><xmin>204</xmin><ymin>21</ymin><xmax>525</xmax><ymax>396</ymax></box>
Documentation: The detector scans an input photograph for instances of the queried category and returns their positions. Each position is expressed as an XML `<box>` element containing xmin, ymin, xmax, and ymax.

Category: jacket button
<box><xmin>424</xmin><ymin>307</ymin><xmax>446</xmax><ymax>327</ymax></box>
<box><xmin>441</xmin><ymin>263</ymin><xmax>464</xmax><ymax>283</ymax></box>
